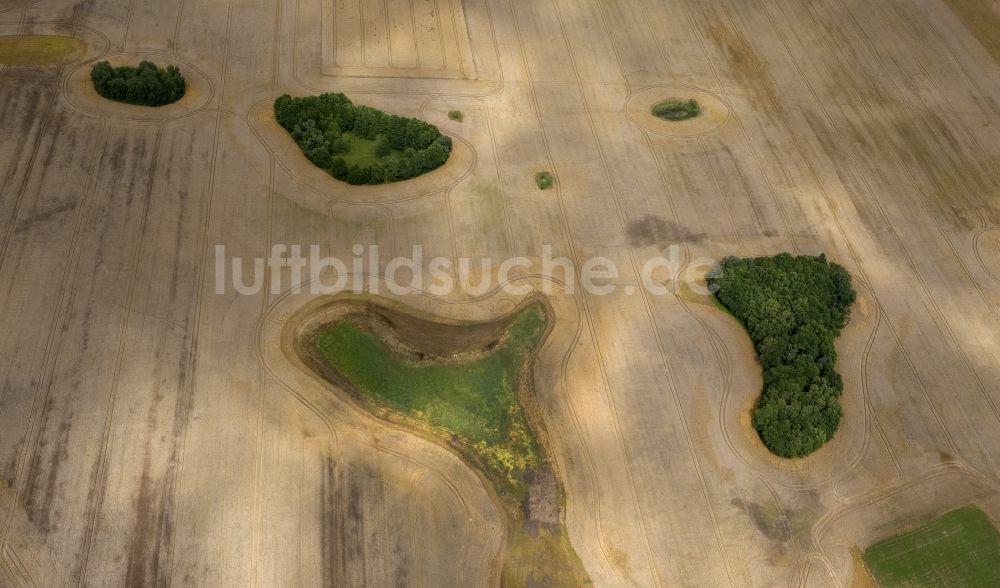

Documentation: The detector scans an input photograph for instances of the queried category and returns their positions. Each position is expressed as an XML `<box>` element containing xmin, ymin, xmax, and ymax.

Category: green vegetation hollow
<box><xmin>448</xmin><ymin>109</ymin><xmax>464</xmax><ymax>122</ymax></box>
<box><xmin>274</xmin><ymin>93</ymin><xmax>453</xmax><ymax>185</ymax></box>
<box><xmin>315</xmin><ymin>305</ymin><xmax>544</xmax><ymax>500</ymax></box>
<box><xmin>651</xmin><ymin>98</ymin><xmax>702</xmax><ymax>121</ymax></box>
<box><xmin>708</xmin><ymin>253</ymin><xmax>856</xmax><ymax>458</ymax></box>
<box><xmin>305</xmin><ymin>300</ymin><xmax>589</xmax><ymax>585</ymax></box>
<box><xmin>864</xmin><ymin>506</ymin><xmax>1000</xmax><ymax>587</ymax></box>
<box><xmin>90</xmin><ymin>61</ymin><xmax>186</xmax><ymax>107</ymax></box>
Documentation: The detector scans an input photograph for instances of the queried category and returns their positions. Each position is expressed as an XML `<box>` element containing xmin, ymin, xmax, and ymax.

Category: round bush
<box><xmin>535</xmin><ymin>171</ymin><xmax>554</xmax><ymax>190</ymax></box>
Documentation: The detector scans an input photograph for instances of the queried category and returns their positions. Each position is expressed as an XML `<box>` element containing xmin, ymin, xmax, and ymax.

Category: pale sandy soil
<box><xmin>2</xmin><ymin>0</ymin><xmax>1000</xmax><ymax>586</ymax></box>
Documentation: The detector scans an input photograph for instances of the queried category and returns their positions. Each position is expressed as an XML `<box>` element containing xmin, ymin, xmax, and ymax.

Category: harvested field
<box><xmin>322</xmin><ymin>0</ymin><xmax>477</xmax><ymax>79</ymax></box>
<box><xmin>2</xmin><ymin>0</ymin><xmax>1000</xmax><ymax>586</ymax></box>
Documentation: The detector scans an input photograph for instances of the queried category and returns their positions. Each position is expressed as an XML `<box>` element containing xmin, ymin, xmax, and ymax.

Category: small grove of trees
<box><xmin>90</xmin><ymin>61</ymin><xmax>185</xmax><ymax>107</ymax></box>
<box><xmin>707</xmin><ymin>253</ymin><xmax>856</xmax><ymax>458</ymax></box>
<box><xmin>274</xmin><ymin>93</ymin><xmax>453</xmax><ymax>185</ymax></box>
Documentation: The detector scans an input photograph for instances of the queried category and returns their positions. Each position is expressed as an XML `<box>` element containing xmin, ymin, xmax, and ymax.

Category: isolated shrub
<box><xmin>448</xmin><ymin>110</ymin><xmax>464</xmax><ymax>122</ymax></box>
<box><xmin>90</xmin><ymin>61</ymin><xmax>185</xmax><ymax>106</ymax></box>
<box><xmin>707</xmin><ymin>253</ymin><xmax>855</xmax><ymax>458</ymax></box>
<box><xmin>274</xmin><ymin>93</ymin><xmax>452</xmax><ymax>185</ymax></box>
<box><xmin>535</xmin><ymin>171</ymin><xmax>554</xmax><ymax>190</ymax></box>
<box><xmin>651</xmin><ymin>98</ymin><xmax>701</xmax><ymax>121</ymax></box>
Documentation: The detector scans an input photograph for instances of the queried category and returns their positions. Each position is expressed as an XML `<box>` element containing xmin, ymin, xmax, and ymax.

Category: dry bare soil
<box><xmin>2</xmin><ymin>0</ymin><xmax>1000</xmax><ymax>586</ymax></box>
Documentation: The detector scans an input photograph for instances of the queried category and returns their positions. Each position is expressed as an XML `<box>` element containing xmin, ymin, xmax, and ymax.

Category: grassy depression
<box><xmin>334</xmin><ymin>134</ymin><xmax>405</xmax><ymax>169</ymax></box>
<box><xmin>315</xmin><ymin>304</ymin><xmax>545</xmax><ymax>503</ymax></box>
<box><xmin>308</xmin><ymin>300</ymin><xmax>588</xmax><ymax>585</ymax></box>
<box><xmin>864</xmin><ymin>506</ymin><xmax>1000</xmax><ymax>587</ymax></box>
<box><xmin>0</xmin><ymin>35</ymin><xmax>84</xmax><ymax>65</ymax></box>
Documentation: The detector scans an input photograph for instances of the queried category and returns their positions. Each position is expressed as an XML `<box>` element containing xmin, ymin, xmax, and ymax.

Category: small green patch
<box><xmin>448</xmin><ymin>109</ymin><xmax>464</xmax><ymax>122</ymax></box>
<box><xmin>274</xmin><ymin>93</ymin><xmax>452</xmax><ymax>185</ymax></box>
<box><xmin>0</xmin><ymin>35</ymin><xmax>82</xmax><ymax>65</ymax></box>
<box><xmin>314</xmin><ymin>304</ymin><xmax>546</xmax><ymax>500</ymax></box>
<box><xmin>90</xmin><ymin>61</ymin><xmax>186</xmax><ymax>107</ymax></box>
<box><xmin>652</xmin><ymin>98</ymin><xmax>701</xmax><ymax>121</ymax></box>
<box><xmin>535</xmin><ymin>171</ymin><xmax>554</xmax><ymax>190</ymax></box>
<box><xmin>864</xmin><ymin>506</ymin><xmax>1000</xmax><ymax>587</ymax></box>
<box><xmin>333</xmin><ymin>134</ymin><xmax>405</xmax><ymax>168</ymax></box>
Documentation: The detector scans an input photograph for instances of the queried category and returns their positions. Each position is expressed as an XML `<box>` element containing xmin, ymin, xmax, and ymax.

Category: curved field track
<box><xmin>2</xmin><ymin>0</ymin><xmax>1000</xmax><ymax>585</ymax></box>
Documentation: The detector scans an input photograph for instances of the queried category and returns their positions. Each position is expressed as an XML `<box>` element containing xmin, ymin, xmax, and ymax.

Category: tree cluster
<box><xmin>708</xmin><ymin>253</ymin><xmax>856</xmax><ymax>458</ymax></box>
<box><xmin>274</xmin><ymin>93</ymin><xmax>453</xmax><ymax>185</ymax></box>
<box><xmin>90</xmin><ymin>61</ymin><xmax>186</xmax><ymax>107</ymax></box>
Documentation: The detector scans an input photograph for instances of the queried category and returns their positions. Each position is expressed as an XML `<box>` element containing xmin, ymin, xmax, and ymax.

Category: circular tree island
<box><xmin>90</xmin><ymin>61</ymin><xmax>186</xmax><ymax>107</ymax></box>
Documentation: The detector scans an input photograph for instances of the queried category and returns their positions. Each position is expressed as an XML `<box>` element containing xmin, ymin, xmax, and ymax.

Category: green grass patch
<box><xmin>864</xmin><ymin>506</ymin><xmax>1000</xmax><ymax>587</ymax></box>
<box><xmin>335</xmin><ymin>133</ymin><xmax>405</xmax><ymax>168</ymax></box>
<box><xmin>708</xmin><ymin>253</ymin><xmax>855</xmax><ymax>458</ymax></box>
<box><xmin>448</xmin><ymin>109</ymin><xmax>464</xmax><ymax>122</ymax></box>
<box><xmin>0</xmin><ymin>35</ymin><xmax>82</xmax><ymax>65</ymax></box>
<box><xmin>314</xmin><ymin>304</ymin><xmax>547</xmax><ymax>500</ymax></box>
<box><xmin>535</xmin><ymin>171</ymin><xmax>554</xmax><ymax>190</ymax></box>
<box><xmin>652</xmin><ymin>98</ymin><xmax>701</xmax><ymax>121</ymax></box>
